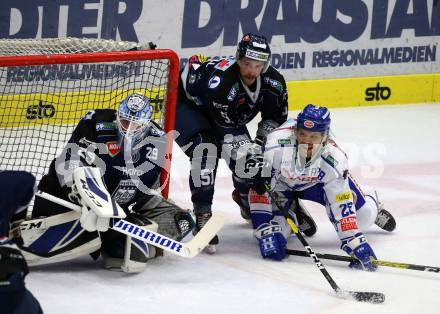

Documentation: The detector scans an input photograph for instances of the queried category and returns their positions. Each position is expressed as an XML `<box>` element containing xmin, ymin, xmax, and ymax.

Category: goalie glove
<box><xmin>72</xmin><ymin>167</ymin><xmax>126</xmax><ymax>232</ymax></box>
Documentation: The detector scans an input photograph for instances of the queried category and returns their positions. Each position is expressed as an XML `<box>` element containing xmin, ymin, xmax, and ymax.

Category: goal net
<box><xmin>0</xmin><ymin>38</ymin><xmax>179</xmax><ymax>199</ymax></box>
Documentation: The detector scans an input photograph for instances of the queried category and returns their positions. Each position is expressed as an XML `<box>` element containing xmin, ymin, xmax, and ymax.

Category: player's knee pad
<box><xmin>100</xmin><ymin>212</ymin><xmax>159</xmax><ymax>273</ymax></box>
<box><xmin>356</xmin><ymin>194</ymin><xmax>379</xmax><ymax>230</ymax></box>
<box><xmin>19</xmin><ymin>211</ymin><xmax>101</xmax><ymax>266</ymax></box>
<box><xmin>135</xmin><ymin>195</ymin><xmax>195</xmax><ymax>241</ymax></box>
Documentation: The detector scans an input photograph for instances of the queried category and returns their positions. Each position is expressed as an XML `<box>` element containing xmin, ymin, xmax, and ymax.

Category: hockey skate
<box><xmin>194</xmin><ymin>212</ymin><xmax>218</xmax><ymax>254</ymax></box>
<box><xmin>232</xmin><ymin>189</ymin><xmax>251</xmax><ymax>220</ymax></box>
<box><xmin>373</xmin><ymin>193</ymin><xmax>396</xmax><ymax>232</ymax></box>
<box><xmin>290</xmin><ymin>199</ymin><xmax>317</xmax><ymax>237</ymax></box>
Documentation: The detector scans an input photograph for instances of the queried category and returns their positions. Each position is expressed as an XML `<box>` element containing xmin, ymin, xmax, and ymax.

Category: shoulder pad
<box><xmin>212</xmin><ymin>57</ymin><xmax>236</xmax><ymax>71</ymax></box>
<box><xmin>82</xmin><ymin>109</ymin><xmax>116</xmax><ymax>122</ymax></box>
<box><xmin>263</xmin><ymin>76</ymin><xmax>285</xmax><ymax>93</ymax></box>
<box><xmin>321</xmin><ymin>143</ymin><xmax>349</xmax><ymax>176</ymax></box>
<box><xmin>90</xmin><ymin>109</ymin><xmax>118</xmax><ymax>135</ymax></box>
<box><xmin>82</xmin><ymin>110</ymin><xmax>96</xmax><ymax>121</ymax></box>
<box><xmin>265</xmin><ymin>120</ymin><xmax>295</xmax><ymax>148</ymax></box>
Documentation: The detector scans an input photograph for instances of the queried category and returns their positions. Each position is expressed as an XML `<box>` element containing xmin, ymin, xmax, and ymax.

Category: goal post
<box><xmin>0</xmin><ymin>40</ymin><xmax>179</xmax><ymax>199</ymax></box>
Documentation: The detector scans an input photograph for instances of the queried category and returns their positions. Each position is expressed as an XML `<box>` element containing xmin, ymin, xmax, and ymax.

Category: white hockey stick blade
<box><xmin>36</xmin><ymin>191</ymin><xmax>225</xmax><ymax>258</ymax></box>
<box><xmin>178</xmin><ymin>213</ymin><xmax>224</xmax><ymax>257</ymax></box>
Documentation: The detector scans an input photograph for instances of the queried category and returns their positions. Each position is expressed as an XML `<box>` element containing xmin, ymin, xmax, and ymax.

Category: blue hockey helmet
<box><xmin>297</xmin><ymin>104</ymin><xmax>331</xmax><ymax>133</ymax></box>
<box><xmin>117</xmin><ymin>93</ymin><xmax>153</xmax><ymax>143</ymax></box>
<box><xmin>236</xmin><ymin>33</ymin><xmax>271</xmax><ymax>72</ymax></box>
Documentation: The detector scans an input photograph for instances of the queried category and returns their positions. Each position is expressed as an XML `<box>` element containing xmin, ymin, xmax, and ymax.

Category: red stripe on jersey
<box><xmin>249</xmin><ymin>190</ymin><xmax>270</xmax><ymax>204</ymax></box>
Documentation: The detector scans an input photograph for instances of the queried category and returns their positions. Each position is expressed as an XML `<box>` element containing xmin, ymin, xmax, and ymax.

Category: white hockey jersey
<box><xmin>262</xmin><ymin>118</ymin><xmax>362</xmax><ymax>242</ymax></box>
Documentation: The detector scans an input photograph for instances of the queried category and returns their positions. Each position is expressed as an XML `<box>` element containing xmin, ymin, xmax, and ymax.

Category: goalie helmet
<box><xmin>236</xmin><ymin>33</ymin><xmax>271</xmax><ymax>72</ymax></box>
<box><xmin>117</xmin><ymin>93</ymin><xmax>153</xmax><ymax>144</ymax></box>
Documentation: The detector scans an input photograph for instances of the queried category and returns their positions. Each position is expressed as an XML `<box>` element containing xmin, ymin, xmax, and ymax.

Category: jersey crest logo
<box><xmin>112</xmin><ymin>180</ymin><xmax>138</xmax><ymax>204</ymax></box>
<box><xmin>106</xmin><ymin>141</ymin><xmax>121</xmax><ymax>157</ymax></box>
<box><xmin>208</xmin><ymin>76</ymin><xmax>221</xmax><ymax>89</ymax></box>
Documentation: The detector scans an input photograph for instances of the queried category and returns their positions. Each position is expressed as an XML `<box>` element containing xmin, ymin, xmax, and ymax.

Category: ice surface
<box><xmin>26</xmin><ymin>104</ymin><xmax>440</xmax><ymax>314</ymax></box>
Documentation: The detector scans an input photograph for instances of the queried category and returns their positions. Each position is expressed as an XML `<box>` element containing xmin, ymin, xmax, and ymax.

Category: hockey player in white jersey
<box><xmin>248</xmin><ymin>104</ymin><xmax>396</xmax><ymax>270</ymax></box>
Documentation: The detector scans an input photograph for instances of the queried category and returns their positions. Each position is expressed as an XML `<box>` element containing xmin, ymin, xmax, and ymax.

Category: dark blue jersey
<box><xmin>0</xmin><ymin>171</ymin><xmax>35</xmax><ymax>236</ymax></box>
<box><xmin>179</xmin><ymin>57</ymin><xmax>288</xmax><ymax>128</ymax></box>
<box><xmin>38</xmin><ymin>109</ymin><xmax>166</xmax><ymax>211</ymax></box>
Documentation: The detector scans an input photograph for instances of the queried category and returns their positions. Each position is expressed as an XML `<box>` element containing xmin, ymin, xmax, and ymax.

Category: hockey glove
<box><xmin>255</xmin><ymin>120</ymin><xmax>280</xmax><ymax>147</ymax></box>
<box><xmin>73</xmin><ymin>167</ymin><xmax>126</xmax><ymax>232</ymax></box>
<box><xmin>254</xmin><ymin>220</ymin><xmax>287</xmax><ymax>261</ymax></box>
<box><xmin>341</xmin><ymin>233</ymin><xmax>377</xmax><ymax>271</ymax></box>
<box><xmin>245</xmin><ymin>154</ymin><xmax>271</xmax><ymax>195</ymax></box>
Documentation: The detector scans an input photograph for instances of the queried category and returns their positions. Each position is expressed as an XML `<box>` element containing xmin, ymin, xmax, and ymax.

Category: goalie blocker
<box><xmin>24</xmin><ymin>167</ymin><xmax>223</xmax><ymax>273</ymax></box>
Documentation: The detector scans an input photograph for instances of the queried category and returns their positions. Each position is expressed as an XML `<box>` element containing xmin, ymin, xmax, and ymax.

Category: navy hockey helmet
<box><xmin>236</xmin><ymin>33</ymin><xmax>271</xmax><ymax>72</ymax></box>
<box><xmin>297</xmin><ymin>104</ymin><xmax>331</xmax><ymax>133</ymax></box>
<box><xmin>117</xmin><ymin>93</ymin><xmax>153</xmax><ymax>143</ymax></box>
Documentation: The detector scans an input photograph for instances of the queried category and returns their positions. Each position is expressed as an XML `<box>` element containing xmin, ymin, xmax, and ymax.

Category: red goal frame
<box><xmin>0</xmin><ymin>49</ymin><xmax>180</xmax><ymax>198</ymax></box>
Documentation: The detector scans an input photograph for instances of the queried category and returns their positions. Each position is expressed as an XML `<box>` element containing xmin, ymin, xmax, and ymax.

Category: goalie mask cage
<box><xmin>0</xmin><ymin>38</ymin><xmax>179</xmax><ymax>199</ymax></box>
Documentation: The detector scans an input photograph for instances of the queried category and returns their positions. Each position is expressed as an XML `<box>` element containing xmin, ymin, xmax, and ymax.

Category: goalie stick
<box><xmin>35</xmin><ymin>191</ymin><xmax>224</xmax><ymax>258</ymax></box>
<box><xmin>263</xmin><ymin>184</ymin><xmax>385</xmax><ymax>304</ymax></box>
<box><xmin>286</xmin><ymin>249</ymin><xmax>440</xmax><ymax>273</ymax></box>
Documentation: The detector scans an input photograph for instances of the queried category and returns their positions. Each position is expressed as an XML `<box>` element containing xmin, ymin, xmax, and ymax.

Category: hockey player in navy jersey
<box><xmin>176</xmin><ymin>33</ymin><xmax>288</xmax><ymax>252</ymax></box>
<box><xmin>0</xmin><ymin>170</ymin><xmax>43</xmax><ymax>313</ymax></box>
<box><xmin>21</xmin><ymin>93</ymin><xmax>194</xmax><ymax>273</ymax></box>
<box><xmin>248</xmin><ymin>104</ymin><xmax>396</xmax><ymax>270</ymax></box>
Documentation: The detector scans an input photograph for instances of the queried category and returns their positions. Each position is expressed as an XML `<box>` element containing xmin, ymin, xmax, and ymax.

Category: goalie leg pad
<box><xmin>135</xmin><ymin>195</ymin><xmax>195</xmax><ymax>241</ymax></box>
<box><xmin>101</xmin><ymin>212</ymin><xmax>158</xmax><ymax>273</ymax></box>
<box><xmin>19</xmin><ymin>211</ymin><xmax>101</xmax><ymax>266</ymax></box>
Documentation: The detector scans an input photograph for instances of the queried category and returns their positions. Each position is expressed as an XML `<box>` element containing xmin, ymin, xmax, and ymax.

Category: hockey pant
<box><xmin>297</xmin><ymin>175</ymin><xmax>379</xmax><ymax>230</ymax></box>
<box><xmin>249</xmin><ymin>176</ymin><xmax>379</xmax><ymax>234</ymax></box>
<box><xmin>175</xmin><ymin>100</ymin><xmax>254</xmax><ymax>214</ymax></box>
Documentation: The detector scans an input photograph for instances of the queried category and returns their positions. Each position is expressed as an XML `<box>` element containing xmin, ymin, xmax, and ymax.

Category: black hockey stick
<box><xmin>286</xmin><ymin>249</ymin><xmax>440</xmax><ymax>273</ymax></box>
<box><xmin>264</xmin><ymin>184</ymin><xmax>385</xmax><ymax>304</ymax></box>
